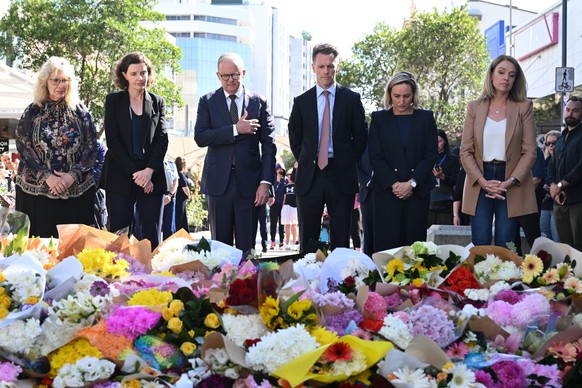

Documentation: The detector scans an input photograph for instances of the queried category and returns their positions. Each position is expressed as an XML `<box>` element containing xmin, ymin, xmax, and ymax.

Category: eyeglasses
<box><xmin>218</xmin><ymin>73</ymin><xmax>241</xmax><ymax>81</ymax></box>
<box><xmin>48</xmin><ymin>78</ymin><xmax>70</xmax><ymax>86</ymax></box>
<box><xmin>545</xmin><ymin>141</ymin><xmax>556</xmax><ymax>146</ymax></box>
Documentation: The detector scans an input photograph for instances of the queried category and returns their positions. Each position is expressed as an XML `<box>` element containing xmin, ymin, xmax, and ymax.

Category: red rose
<box><xmin>359</xmin><ymin>319</ymin><xmax>383</xmax><ymax>332</ymax></box>
<box><xmin>238</xmin><ymin>286</ymin><xmax>255</xmax><ymax>305</ymax></box>
<box><xmin>344</xmin><ymin>276</ymin><xmax>356</xmax><ymax>287</ymax></box>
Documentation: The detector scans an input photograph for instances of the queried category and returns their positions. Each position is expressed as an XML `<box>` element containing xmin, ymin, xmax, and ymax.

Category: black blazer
<box><xmin>194</xmin><ymin>87</ymin><xmax>276</xmax><ymax>198</ymax></box>
<box><xmin>288</xmin><ymin>84</ymin><xmax>368</xmax><ymax>196</ymax></box>
<box><xmin>368</xmin><ymin>108</ymin><xmax>438</xmax><ymax>198</ymax></box>
<box><xmin>101</xmin><ymin>90</ymin><xmax>168</xmax><ymax>196</ymax></box>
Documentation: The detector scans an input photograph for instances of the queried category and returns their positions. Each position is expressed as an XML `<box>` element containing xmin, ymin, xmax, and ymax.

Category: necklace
<box><xmin>490</xmin><ymin>100</ymin><xmax>507</xmax><ymax>114</ymax></box>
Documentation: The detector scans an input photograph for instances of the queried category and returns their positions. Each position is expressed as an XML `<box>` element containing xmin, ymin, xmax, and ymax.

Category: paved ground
<box><xmin>190</xmin><ymin>230</ymin><xmax>301</xmax><ymax>261</ymax></box>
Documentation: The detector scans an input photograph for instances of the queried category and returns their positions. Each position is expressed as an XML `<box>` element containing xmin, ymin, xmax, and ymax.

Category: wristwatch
<box><xmin>508</xmin><ymin>176</ymin><xmax>517</xmax><ymax>186</ymax></box>
<box><xmin>558</xmin><ymin>181</ymin><xmax>564</xmax><ymax>189</ymax></box>
<box><xmin>410</xmin><ymin>180</ymin><xmax>417</xmax><ymax>188</ymax></box>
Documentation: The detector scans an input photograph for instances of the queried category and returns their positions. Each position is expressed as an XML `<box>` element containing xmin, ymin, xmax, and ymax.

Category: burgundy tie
<box><xmin>318</xmin><ymin>90</ymin><xmax>330</xmax><ymax>170</ymax></box>
<box><xmin>229</xmin><ymin>95</ymin><xmax>239</xmax><ymax>124</ymax></box>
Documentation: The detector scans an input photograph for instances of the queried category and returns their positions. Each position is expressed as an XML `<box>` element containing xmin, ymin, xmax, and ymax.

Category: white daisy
<box><xmin>391</xmin><ymin>367</ymin><xmax>430</xmax><ymax>388</ymax></box>
<box><xmin>446</xmin><ymin>363</ymin><xmax>476</xmax><ymax>388</ymax></box>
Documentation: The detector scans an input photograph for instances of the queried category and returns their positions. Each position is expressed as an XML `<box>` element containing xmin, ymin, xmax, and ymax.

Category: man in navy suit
<box><xmin>195</xmin><ymin>52</ymin><xmax>276</xmax><ymax>254</ymax></box>
<box><xmin>288</xmin><ymin>43</ymin><xmax>368</xmax><ymax>254</ymax></box>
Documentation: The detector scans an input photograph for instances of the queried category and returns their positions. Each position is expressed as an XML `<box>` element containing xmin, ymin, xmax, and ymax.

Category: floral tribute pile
<box><xmin>2</xmin><ymin>218</ymin><xmax>582</xmax><ymax>387</ymax></box>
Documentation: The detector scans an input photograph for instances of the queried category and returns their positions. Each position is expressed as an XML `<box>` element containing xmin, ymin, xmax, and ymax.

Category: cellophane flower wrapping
<box><xmin>273</xmin><ymin>334</ymin><xmax>393</xmax><ymax>387</ymax></box>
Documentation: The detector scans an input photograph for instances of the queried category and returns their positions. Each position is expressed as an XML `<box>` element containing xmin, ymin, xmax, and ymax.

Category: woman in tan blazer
<box><xmin>460</xmin><ymin>55</ymin><xmax>537</xmax><ymax>247</ymax></box>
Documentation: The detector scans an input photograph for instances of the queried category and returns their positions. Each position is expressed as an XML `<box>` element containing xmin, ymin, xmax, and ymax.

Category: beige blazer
<box><xmin>460</xmin><ymin>99</ymin><xmax>537</xmax><ymax>218</ymax></box>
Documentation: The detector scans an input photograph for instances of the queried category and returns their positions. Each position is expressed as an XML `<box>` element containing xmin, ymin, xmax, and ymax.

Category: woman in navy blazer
<box><xmin>101</xmin><ymin>52</ymin><xmax>168</xmax><ymax>249</ymax></box>
<box><xmin>368</xmin><ymin>72</ymin><xmax>438</xmax><ymax>251</ymax></box>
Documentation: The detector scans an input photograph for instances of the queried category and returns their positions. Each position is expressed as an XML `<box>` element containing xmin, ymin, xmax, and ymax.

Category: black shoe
<box><xmin>262</xmin><ymin>246</ymin><xmax>267</xmax><ymax>253</ymax></box>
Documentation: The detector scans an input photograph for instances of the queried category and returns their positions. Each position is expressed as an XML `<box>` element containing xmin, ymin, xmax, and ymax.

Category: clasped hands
<box><xmin>236</xmin><ymin>111</ymin><xmax>261</xmax><ymax>135</ymax></box>
<box><xmin>479</xmin><ymin>178</ymin><xmax>509</xmax><ymax>200</ymax></box>
<box><xmin>133</xmin><ymin>168</ymin><xmax>154</xmax><ymax>194</ymax></box>
<box><xmin>392</xmin><ymin>181</ymin><xmax>413</xmax><ymax>200</ymax></box>
<box><xmin>549</xmin><ymin>182</ymin><xmax>567</xmax><ymax>205</ymax></box>
<box><xmin>46</xmin><ymin>171</ymin><xmax>74</xmax><ymax>196</ymax></box>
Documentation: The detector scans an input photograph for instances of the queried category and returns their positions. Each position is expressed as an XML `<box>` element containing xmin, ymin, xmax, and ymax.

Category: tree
<box><xmin>0</xmin><ymin>0</ymin><xmax>183</xmax><ymax>136</ymax></box>
<box><xmin>337</xmin><ymin>5</ymin><xmax>489</xmax><ymax>139</ymax></box>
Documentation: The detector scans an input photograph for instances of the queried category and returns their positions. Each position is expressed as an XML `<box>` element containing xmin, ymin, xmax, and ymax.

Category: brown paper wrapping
<box><xmin>201</xmin><ymin>331</ymin><xmax>250</xmax><ymax>369</ymax></box>
<box><xmin>466</xmin><ymin>245</ymin><xmax>522</xmax><ymax>287</ymax></box>
<box><xmin>151</xmin><ymin>228</ymin><xmax>193</xmax><ymax>257</ymax></box>
<box><xmin>468</xmin><ymin>315</ymin><xmax>509</xmax><ymax>340</ymax></box>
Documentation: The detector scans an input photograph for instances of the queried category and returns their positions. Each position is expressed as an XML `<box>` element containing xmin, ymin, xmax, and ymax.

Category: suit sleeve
<box><xmin>507</xmin><ymin>101</ymin><xmax>536</xmax><ymax>183</ymax></box>
<box><xmin>411</xmin><ymin>111</ymin><xmax>438</xmax><ymax>185</ymax></box>
<box><xmin>259</xmin><ymin>97</ymin><xmax>276</xmax><ymax>184</ymax></box>
<box><xmin>104</xmin><ymin>94</ymin><xmax>138</xmax><ymax>176</ymax></box>
<box><xmin>194</xmin><ymin>95</ymin><xmax>236</xmax><ymax>147</ymax></box>
<box><xmin>351</xmin><ymin>92</ymin><xmax>368</xmax><ymax>159</ymax></box>
<box><xmin>460</xmin><ymin>101</ymin><xmax>482</xmax><ymax>187</ymax></box>
<box><xmin>288</xmin><ymin>96</ymin><xmax>302</xmax><ymax>161</ymax></box>
<box><xmin>368</xmin><ymin>111</ymin><xmax>399</xmax><ymax>191</ymax></box>
<box><xmin>146</xmin><ymin>96</ymin><xmax>168</xmax><ymax>171</ymax></box>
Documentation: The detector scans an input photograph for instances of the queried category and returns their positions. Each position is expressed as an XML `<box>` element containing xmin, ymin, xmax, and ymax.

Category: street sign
<box><xmin>556</xmin><ymin>67</ymin><xmax>574</xmax><ymax>93</ymax></box>
<box><xmin>0</xmin><ymin>139</ymin><xmax>8</xmax><ymax>153</ymax></box>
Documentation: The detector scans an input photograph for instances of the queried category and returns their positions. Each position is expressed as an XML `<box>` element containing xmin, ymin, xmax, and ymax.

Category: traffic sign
<box><xmin>556</xmin><ymin>67</ymin><xmax>574</xmax><ymax>93</ymax></box>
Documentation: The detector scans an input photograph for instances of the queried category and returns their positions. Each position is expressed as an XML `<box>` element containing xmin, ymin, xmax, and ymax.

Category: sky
<box><xmin>275</xmin><ymin>0</ymin><xmax>558</xmax><ymax>57</ymax></box>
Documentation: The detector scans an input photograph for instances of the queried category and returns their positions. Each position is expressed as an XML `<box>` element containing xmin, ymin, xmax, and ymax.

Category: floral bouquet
<box><xmin>531</xmin><ymin>236</ymin><xmax>582</xmax><ymax>277</ymax></box>
<box><xmin>521</xmin><ymin>253</ymin><xmax>582</xmax><ymax>303</ymax></box>
<box><xmin>259</xmin><ymin>289</ymin><xmax>318</xmax><ymax>331</ymax></box>
<box><xmin>466</xmin><ymin>246</ymin><xmax>523</xmax><ymax>287</ymax></box>
<box><xmin>320</xmin><ymin>248</ymin><xmax>381</xmax><ymax>293</ymax></box>
<box><xmin>439</xmin><ymin>265</ymin><xmax>481</xmax><ymax>297</ymax></box>
<box><xmin>273</xmin><ymin>335</ymin><xmax>392</xmax><ymax>387</ymax></box>
<box><xmin>0</xmin><ymin>253</ymin><xmax>46</xmax><ymax>329</ymax></box>
<box><xmin>52</xmin><ymin>356</ymin><xmax>116</xmax><ymax>388</ymax></box>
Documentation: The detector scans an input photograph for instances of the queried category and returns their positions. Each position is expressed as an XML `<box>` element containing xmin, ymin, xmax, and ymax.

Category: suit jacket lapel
<box><xmin>475</xmin><ymin>100</ymin><xmax>489</xmax><ymax>156</ymax></box>
<box><xmin>142</xmin><ymin>91</ymin><xmax>154</xmax><ymax>145</ymax></box>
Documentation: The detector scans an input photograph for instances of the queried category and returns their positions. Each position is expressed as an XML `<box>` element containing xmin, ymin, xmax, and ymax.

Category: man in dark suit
<box><xmin>195</xmin><ymin>52</ymin><xmax>276</xmax><ymax>254</ymax></box>
<box><xmin>357</xmin><ymin>147</ymin><xmax>374</xmax><ymax>256</ymax></box>
<box><xmin>288</xmin><ymin>43</ymin><xmax>368</xmax><ymax>254</ymax></box>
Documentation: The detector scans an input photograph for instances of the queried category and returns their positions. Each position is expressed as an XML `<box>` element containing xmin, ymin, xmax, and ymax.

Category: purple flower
<box><xmin>116</xmin><ymin>253</ymin><xmax>146</xmax><ymax>274</ymax></box>
<box><xmin>475</xmin><ymin>370</ymin><xmax>494</xmax><ymax>387</ymax></box>
<box><xmin>407</xmin><ymin>304</ymin><xmax>455</xmax><ymax>347</ymax></box>
<box><xmin>327</xmin><ymin>278</ymin><xmax>339</xmax><ymax>293</ymax></box>
<box><xmin>199</xmin><ymin>374</ymin><xmax>230</xmax><ymax>388</ymax></box>
<box><xmin>325</xmin><ymin>309</ymin><xmax>363</xmax><ymax>336</ymax></box>
<box><xmin>486</xmin><ymin>300</ymin><xmax>514</xmax><ymax>327</ymax></box>
<box><xmin>495</xmin><ymin>290</ymin><xmax>524</xmax><ymax>304</ymax></box>
<box><xmin>0</xmin><ymin>361</ymin><xmax>22</xmax><ymax>382</ymax></box>
<box><xmin>491</xmin><ymin>361</ymin><xmax>525</xmax><ymax>388</ymax></box>
<box><xmin>384</xmin><ymin>292</ymin><xmax>403</xmax><ymax>310</ymax></box>
<box><xmin>90</xmin><ymin>280</ymin><xmax>110</xmax><ymax>297</ymax></box>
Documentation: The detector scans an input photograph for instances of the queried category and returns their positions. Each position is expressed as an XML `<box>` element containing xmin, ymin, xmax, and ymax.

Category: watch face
<box><xmin>558</xmin><ymin>182</ymin><xmax>563</xmax><ymax>188</ymax></box>
<box><xmin>411</xmin><ymin>181</ymin><xmax>417</xmax><ymax>188</ymax></box>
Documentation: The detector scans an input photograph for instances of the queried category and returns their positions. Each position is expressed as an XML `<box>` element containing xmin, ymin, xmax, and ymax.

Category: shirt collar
<box><xmin>223</xmin><ymin>87</ymin><xmax>244</xmax><ymax>100</ymax></box>
<box><xmin>316</xmin><ymin>83</ymin><xmax>336</xmax><ymax>97</ymax></box>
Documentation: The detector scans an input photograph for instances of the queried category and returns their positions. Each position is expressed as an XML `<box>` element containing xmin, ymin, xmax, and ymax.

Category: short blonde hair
<box><xmin>383</xmin><ymin>71</ymin><xmax>419</xmax><ymax>109</ymax></box>
<box><xmin>33</xmin><ymin>56</ymin><xmax>79</xmax><ymax>108</ymax></box>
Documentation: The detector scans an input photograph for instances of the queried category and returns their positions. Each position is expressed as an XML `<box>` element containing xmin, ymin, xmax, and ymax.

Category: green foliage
<box><xmin>279</xmin><ymin>150</ymin><xmax>296</xmax><ymax>171</ymax></box>
<box><xmin>0</xmin><ymin>0</ymin><xmax>183</xmax><ymax>135</ymax></box>
<box><xmin>184</xmin><ymin>236</ymin><xmax>211</xmax><ymax>254</ymax></box>
<box><xmin>2</xmin><ymin>227</ymin><xmax>28</xmax><ymax>256</ymax></box>
<box><xmin>186</xmin><ymin>193</ymin><xmax>208</xmax><ymax>231</ymax></box>
<box><xmin>337</xmin><ymin>5</ymin><xmax>489</xmax><ymax>139</ymax></box>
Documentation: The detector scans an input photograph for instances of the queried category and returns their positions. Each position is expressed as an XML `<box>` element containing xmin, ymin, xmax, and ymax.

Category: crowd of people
<box><xmin>10</xmin><ymin>45</ymin><xmax>580</xmax><ymax>256</ymax></box>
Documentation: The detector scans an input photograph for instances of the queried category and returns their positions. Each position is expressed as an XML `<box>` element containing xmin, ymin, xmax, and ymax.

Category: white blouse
<box><xmin>482</xmin><ymin>117</ymin><xmax>506</xmax><ymax>162</ymax></box>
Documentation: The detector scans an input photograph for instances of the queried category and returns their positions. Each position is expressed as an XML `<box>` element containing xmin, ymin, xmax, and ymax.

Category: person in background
<box><xmin>460</xmin><ymin>55</ymin><xmax>537</xmax><ymax>248</ymax></box>
<box><xmin>548</xmin><ymin>96</ymin><xmax>582</xmax><ymax>251</ymax></box>
<box><xmin>162</xmin><ymin>158</ymin><xmax>179</xmax><ymax>239</ymax></box>
<box><xmin>428</xmin><ymin>129</ymin><xmax>460</xmax><ymax>227</ymax></box>
<box><xmin>288</xmin><ymin>43</ymin><xmax>367</xmax><ymax>253</ymax></box>
<box><xmin>195</xmin><ymin>52</ymin><xmax>276</xmax><ymax>254</ymax></box>
<box><xmin>350</xmin><ymin>196</ymin><xmax>362</xmax><ymax>251</ymax></box>
<box><xmin>174</xmin><ymin>156</ymin><xmax>190</xmax><ymax>233</ymax></box>
<box><xmin>93</xmin><ymin>140</ymin><xmax>108</xmax><ymax>229</ymax></box>
<box><xmin>281</xmin><ymin>170</ymin><xmax>298</xmax><ymax>250</ymax></box>
<box><xmin>269</xmin><ymin>165</ymin><xmax>286</xmax><ymax>249</ymax></box>
<box><xmin>101</xmin><ymin>52</ymin><xmax>168</xmax><ymax>249</ymax></box>
<box><xmin>368</xmin><ymin>71</ymin><xmax>438</xmax><ymax>251</ymax></box>
<box><xmin>15</xmin><ymin>56</ymin><xmax>97</xmax><ymax>237</ymax></box>
<box><xmin>540</xmin><ymin>130</ymin><xmax>561</xmax><ymax>241</ymax></box>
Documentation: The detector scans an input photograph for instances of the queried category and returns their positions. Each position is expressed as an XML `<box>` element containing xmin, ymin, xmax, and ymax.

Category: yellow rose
<box><xmin>25</xmin><ymin>296</ymin><xmax>40</xmax><ymax>305</ymax></box>
<box><xmin>0</xmin><ymin>294</ymin><xmax>11</xmax><ymax>309</ymax></box>
<box><xmin>180</xmin><ymin>341</ymin><xmax>197</xmax><ymax>356</ymax></box>
<box><xmin>161</xmin><ymin>306</ymin><xmax>173</xmax><ymax>321</ymax></box>
<box><xmin>0</xmin><ymin>272</ymin><xmax>5</xmax><ymax>282</ymax></box>
<box><xmin>169</xmin><ymin>300</ymin><xmax>184</xmax><ymax>316</ymax></box>
<box><xmin>204</xmin><ymin>313</ymin><xmax>221</xmax><ymax>329</ymax></box>
<box><xmin>167</xmin><ymin>317</ymin><xmax>183</xmax><ymax>334</ymax></box>
<box><xmin>412</xmin><ymin>278</ymin><xmax>425</xmax><ymax>287</ymax></box>
<box><xmin>0</xmin><ymin>286</ymin><xmax>5</xmax><ymax>294</ymax></box>
<box><xmin>0</xmin><ymin>307</ymin><xmax>8</xmax><ymax>319</ymax></box>
<box><xmin>188</xmin><ymin>329</ymin><xmax>196</xmax><ymax>338</ymax></box>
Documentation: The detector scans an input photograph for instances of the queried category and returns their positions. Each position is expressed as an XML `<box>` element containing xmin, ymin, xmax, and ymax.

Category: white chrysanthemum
<box><xmin>460</xmin><ymin>304</ymin><xmax>483</xmax><ymax>319</ymax></box>
<box><xmin>294</xmin><ymin>254</ymin><xmax>323</xmax><ymax>283</ymax></box>
<box><xmin>445</xmin><ymin>363</ymin><xmax>476</xmax><ymax>388</ymax></box>
<box><xmin>245</xmin><ymin>324</ymin><xmax>318</xmax><ymax>374</ymax></box>
<box><xmin>391</xmin><ymin>367</ymin><xmax>431</xmax><ymax>388</ymax></box>
<box><xmin>464</xmin><ymin>288</ymin><xmax>489</xmax><ymax>301</ymax></box>
<box><xmin>204</xmin><ymin>348</ymin><xmax>230</xmax><ymax>367</ymax></box>
<box><xmin>496</xmin><ymin>261</ymin><xmax>523</xmax><ymax>281</ymax></box>
<box><xmin>379</xmin><ymin>315</ymin><xmax>412</xmax><ymax>349</ymax></box>
<box><xmin>222</xmin><ymin>314</ymin><xmax>269</xmax><ymax>347</ymax></box>
<box><xmin>152</xmin><ymin>237</ymin><xmax>224</xmax><ymax>271</ymax></box>
<box><xmin>423</xmin><ymin>241</ymin><xmax>439</xmax><ymax>256</ymax></box>
<box><xmin>28</xmin><ymin>249</ymin><xmax>51</xmax><ymax>265</ymax></box>
<box><xmin>330</xmin><ymin>348</ymin><xmax>367</xmax><ymax>376</ymax></box>
<box><xmin>0</xmin><ymin>318</ymin><xmax>42</xmax><ymax>354</ymax></box>
<box><xmin>488</xmin><ymin>281</ymin><xmax>511</xmax><ymax>298</ymax></box>
<box><xmin>4</xmin><ymin>270</ymin><xmax>44</xmax><ymax>304</ymax></box>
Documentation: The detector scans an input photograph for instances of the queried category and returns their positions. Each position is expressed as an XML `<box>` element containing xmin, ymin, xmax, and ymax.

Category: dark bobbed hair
<box><xmin>114</xmin><ymin>52</ymin><xmax>155</xmax><ymax>89</ymax></box>
<box><xmin>437</xmin><ymin>129</ymin><xmax>451</xmax><ymax>155</ymax></box>
<box><xmin>175</xmin><ymin>156</ymin><xmax>186</xmax><ymax>172</ymax></box>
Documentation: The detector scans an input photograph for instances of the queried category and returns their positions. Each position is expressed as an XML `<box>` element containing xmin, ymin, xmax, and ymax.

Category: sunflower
<box><xmin>386</xmin><ymin>259</ymin><xmax>404</xmax><ymax>278</ymax></box>
<box><xmin>522</xmin><ymin>254</ymin><xmax>544</xmax><ymax>278</ymax></box>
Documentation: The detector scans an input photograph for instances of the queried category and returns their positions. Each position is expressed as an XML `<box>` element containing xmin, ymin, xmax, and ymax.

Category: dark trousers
<box><xmin>252</xmin><ymin>204</ymin><xmax>268</xmax><ymax>250</ymax></box>
<box><xmin>16</xmin><ymin>186</ymin><xmax>95</xmax><ymax>238</ymax></box>
<box><xmin>350</xmin><ymin>207</ymin><xmax>362</xmax><ymax>249</ymax></box>
<box><xmin>269</xmin><ymin>202</ymin><xmax>284</xmax><ymax>243</ymax></box>
<box><xmin>515</xmin><ymin>212</ymin><xmax>541</xmax><ymax>255</ymax></box>
<box><xmin>360</xmin><ymin>195</ymin><xmax>375</xmax><ymax>256</ymax></box>
<box><xmin>162</xmin><ymin>196</ymin><xmax>176</xmax><ymax>239</ymax></box>
<box><xmin>372</xmin><ymin>189</ymin><xmax>429</xmax><ymax>252</ymax></box>
<box><xmin>297</xmin><ymin>160</ymin><xmax>354</xmax><ymax>254</ymax></box>
<box><xmin>206</xmin><ymin>170</ymin><xmax>254</xmax><ymax>254</ymax></box>
<box><xmin>107</xmin><ymin>190</ymin><xmax>164</xmax><ymax>249</ymax></box>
